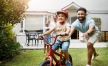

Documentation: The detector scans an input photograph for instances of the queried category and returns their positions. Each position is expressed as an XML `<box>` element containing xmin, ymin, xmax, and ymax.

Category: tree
<box><xmin>0</xmin><ymin>0</ymin><xmax>29</xmax><ymax>25</ymax></box>
<box><xmin>0</xmin><ymin>0</ymin><xmax>30</xmax><ymax>61</ymax></box>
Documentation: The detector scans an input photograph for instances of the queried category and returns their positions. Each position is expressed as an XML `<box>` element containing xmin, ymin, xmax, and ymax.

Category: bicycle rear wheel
<box><xmin>40</xmin><ymin>60</ymin><xmax>54</xmax><ymax>66</ymax></box>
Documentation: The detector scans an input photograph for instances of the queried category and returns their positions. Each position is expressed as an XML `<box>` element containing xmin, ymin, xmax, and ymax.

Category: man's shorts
<box><xmin>52</xmin><ymin>40</ymin><xmax>70</xmax><ymax>51</ymax></box>
<box><xmin>87</xmin><ymin>31</ymin><xmax>101</xmax><ymax>44</ymax></box>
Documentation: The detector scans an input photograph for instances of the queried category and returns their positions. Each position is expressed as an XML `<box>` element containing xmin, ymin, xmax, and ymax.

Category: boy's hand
<box><xmin>39</xmin><ymin>34</ymin><xmax>44</xmax><ymax>37</ymax></box>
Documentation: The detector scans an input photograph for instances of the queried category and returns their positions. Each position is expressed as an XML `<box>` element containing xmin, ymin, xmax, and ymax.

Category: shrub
<box><xmin>0</xmin><ymin>24</ymin><xmax>21</xmax><ymax>61</ymax></box>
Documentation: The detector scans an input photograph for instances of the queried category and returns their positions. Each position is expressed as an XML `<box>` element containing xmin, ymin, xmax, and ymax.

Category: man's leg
<box><xmin>92</xmin><ymin>47</ymin><xmax>99</xmax><ymax>60</ymax></box>
<box><xmin>93</xmin><ymin>47</ymin><xmax>96</xmax><ymax>55</ymax></box>
<box><xmin>87</xmin><ymin>42</ymin><xmax>94</xmax><ymax>65</ymax></box>
<box><xmin>86</xmin><ymin>31</ymin><xmax>100</xmax><ymax>66</ymax></box>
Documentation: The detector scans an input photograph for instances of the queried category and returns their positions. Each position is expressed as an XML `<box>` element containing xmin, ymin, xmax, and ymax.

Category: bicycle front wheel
<box><xmin>40</xmin><ymin>60</ymin><xmax>54</xmax><ymax>66</ymax></box>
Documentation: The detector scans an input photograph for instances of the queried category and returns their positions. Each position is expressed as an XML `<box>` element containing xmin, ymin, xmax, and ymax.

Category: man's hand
<box><xmin>83</xmin><ymin>33</ymin><xmax>89</xmax><ymax>38</ymax></box>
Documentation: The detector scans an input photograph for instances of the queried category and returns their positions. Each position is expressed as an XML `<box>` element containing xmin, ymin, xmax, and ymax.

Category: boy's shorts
<box><xmin>87</xmin><ymin>31</ymin><xmax>101</xmax><ymax>44</ymax></box>
<box><xmin>52</xmin><ymin>40</ymin><xmax>70</xmax><ymax>51</ymax></box>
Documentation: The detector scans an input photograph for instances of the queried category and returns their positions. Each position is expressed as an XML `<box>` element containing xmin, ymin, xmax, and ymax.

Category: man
<box><xmin>70</xmin><ymin>7</ymin><xmax>101</xmax><ymax>66</ymax></box>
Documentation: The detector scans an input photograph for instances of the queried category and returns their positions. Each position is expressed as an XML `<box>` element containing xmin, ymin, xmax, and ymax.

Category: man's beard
<box><xmin>78</xmin><ymin>17</ymin><xmax>85</xmax><ymax>23</ymax></box>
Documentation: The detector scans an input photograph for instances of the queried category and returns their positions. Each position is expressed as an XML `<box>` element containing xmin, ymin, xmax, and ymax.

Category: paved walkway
<box><xmin>20</xmin><ymin>40</ymin><xmax>108</xmax><ymax>50</ymax></box>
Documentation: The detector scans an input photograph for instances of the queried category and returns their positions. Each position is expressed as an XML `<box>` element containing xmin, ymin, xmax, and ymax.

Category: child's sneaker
<box><xmin>92</xmin><ymin>53</ymin><xmax>99</xmax><ymax>60</ymax></box>
<box><xmin>66</xmin><ymin>61</ymin><xmax>71</xmax><ymax>66</ymax></box>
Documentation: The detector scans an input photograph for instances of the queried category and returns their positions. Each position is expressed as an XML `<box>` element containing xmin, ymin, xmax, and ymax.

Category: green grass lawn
<box><xmin>3</xmin><ymin>48</ymin><xmax>108</xmax><ymax>66</ymax></box>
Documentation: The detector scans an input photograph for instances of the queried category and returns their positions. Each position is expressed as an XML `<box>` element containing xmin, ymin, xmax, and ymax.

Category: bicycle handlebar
<box><xmin>41</xmin><ymin>34</ymin><xmax>68</xmax><ymax>46</ymax></box>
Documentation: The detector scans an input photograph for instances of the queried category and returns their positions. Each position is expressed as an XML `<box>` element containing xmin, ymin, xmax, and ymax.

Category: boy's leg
<box><xmin>62</xmin><ymin>50</ymin><xmax>70</xmax><ymax>61</ymax></box>
<box><xmin>56</xmin><ymin>48</ymin><xmax>59</xmax><ymax>52</ymax></box>
<box><xmin>52</xmin><ymin>40</ymin><xmax>61</xmax><ymax>50</ymax></box>
<box><xmin>62</xmin><ymin>40</ymin><xmax>71</xmax><ymax>66</ymax></box>
<box><xmin>62</xmin><ymin>40</ymin><xmax>70</xmax><ymax>61</ymax></box>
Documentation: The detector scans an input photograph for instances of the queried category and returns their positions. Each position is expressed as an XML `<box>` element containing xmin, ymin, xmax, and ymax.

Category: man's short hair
<box><xmin>77</xmin><ymin>7</ymin><xmax>87</xmax><ymax>13</ymax></box>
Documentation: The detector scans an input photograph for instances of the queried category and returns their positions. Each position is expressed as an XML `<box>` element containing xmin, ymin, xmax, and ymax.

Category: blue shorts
<box><xmin>52</xmin><ymin>40</ymin><xmax>70</xmax><ymax>51</ymax></box>
<box><xmin>46</xmin><ymin>34</ymin><xmax>51</xmax><ymax>44</ymax></box>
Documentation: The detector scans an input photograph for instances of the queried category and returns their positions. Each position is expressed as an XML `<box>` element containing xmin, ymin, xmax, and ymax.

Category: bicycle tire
<box><xmin>40</xmin><ymin>60</ymin><xmax>54</xmax><ymax>66</ymax></box>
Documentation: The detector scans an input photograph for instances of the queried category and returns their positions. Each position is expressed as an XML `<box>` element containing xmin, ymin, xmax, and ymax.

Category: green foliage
<box><xmin>93</xmin><ymin>18</ymin><xmax>101</xmax><ymax>22</ymax></box>
<box><xmin>0</xmin><ymin>0</ymin><xmax>29</xmax><ymax>25</ymax></box>
<box><xmin>0</xmin><ymin>24</ymin><xmax>21</xmax><ymax>61</ymax></box>
<box><xmin>92</xmin><ymin>17</ymin><xmax>101</xmax><ymax>31</ymax></box>
<box><xmin>0</xmin><ymin>0</ymin><xmax>29</xmax><ymax>61</ymax></box>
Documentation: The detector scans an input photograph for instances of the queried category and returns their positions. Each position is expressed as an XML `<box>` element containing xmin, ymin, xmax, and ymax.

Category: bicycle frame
<box><xmin>42</xmin><ymin>35</ymin><xmax>66</xmax><ymax>66</ymax></box>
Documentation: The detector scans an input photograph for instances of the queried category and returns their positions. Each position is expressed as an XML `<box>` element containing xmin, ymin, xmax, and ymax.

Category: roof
<box><xmin>61</xmin><ymin>2</ymin><xmax>108</xmax><ymax>14</ymax></box>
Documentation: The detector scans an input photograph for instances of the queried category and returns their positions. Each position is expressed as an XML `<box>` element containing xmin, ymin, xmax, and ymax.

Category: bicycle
<box><xmin>40</xmin><ymin>34</ymin><xmax>73</xmax><ymax>66</ymax></box>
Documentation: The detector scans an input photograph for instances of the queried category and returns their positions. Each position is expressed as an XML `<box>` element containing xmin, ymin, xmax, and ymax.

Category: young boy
<box><xmin>41</xmin><ymin>10</ymin><xmax>71</xmax><ymax>66</ymax></box>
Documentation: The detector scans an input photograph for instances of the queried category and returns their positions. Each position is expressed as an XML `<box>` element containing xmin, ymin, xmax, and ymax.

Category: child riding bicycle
<box><xmin>41</xmin><ymin>10</ymin><xmax>71</xmax><ymax>66</ymax></box>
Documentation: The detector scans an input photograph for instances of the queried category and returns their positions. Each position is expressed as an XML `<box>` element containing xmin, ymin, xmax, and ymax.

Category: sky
<box><xmin>28</xmin><ymin>0</ymin><xmax>72</xmax><ymax>12</ymax></box>
<box><xmin>27</xmin><ymin>0</ymin><xmax>108</xmax><ymax>12</ymax></box>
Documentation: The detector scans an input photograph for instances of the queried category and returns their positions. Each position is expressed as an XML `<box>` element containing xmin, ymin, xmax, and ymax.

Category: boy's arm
<box><xmin>42</xmin><ymin>26</ymin><xmax>56</xmax><ymax>36</ymax></box>
<box><xmin>66</xmin><ymin>26</ymin><xmax>71</xmax><ymax>34</ymax></box>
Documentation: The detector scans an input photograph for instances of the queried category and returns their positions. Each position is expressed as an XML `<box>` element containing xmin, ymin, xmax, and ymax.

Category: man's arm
<box><xmin>68</xmin><ymin>27</ymin><xmax>75</xmax><ymax>38</ymax></box>
<box><xmin>86</xmin><ymin>24</ymin><xmax>95</xmax><ymax>34</ymax></box>
<box><xmin>83</xmin><ymin>24</ymin><xmax>95</xmax><ymax>38</ymax></box>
